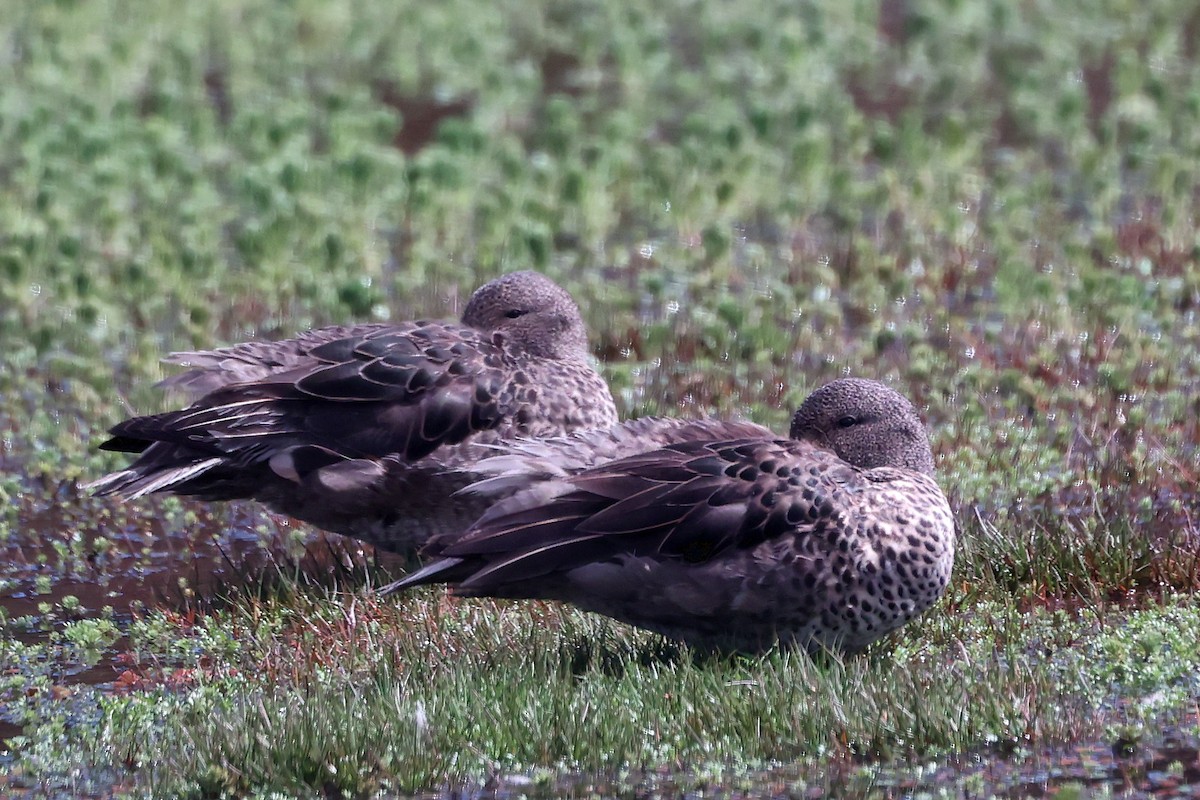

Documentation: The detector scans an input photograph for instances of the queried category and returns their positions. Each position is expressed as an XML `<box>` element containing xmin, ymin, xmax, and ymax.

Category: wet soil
<box><xmin>0</xmin><ymin>486</ymin><xmax>389</xmax><ymax>718</ymax></box>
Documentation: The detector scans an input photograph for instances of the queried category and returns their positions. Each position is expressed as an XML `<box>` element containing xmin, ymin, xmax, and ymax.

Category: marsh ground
<box><xmin>3</xmin><ymin>0</ymin><xmax>1200</xmax><ymax>797</ymax></box>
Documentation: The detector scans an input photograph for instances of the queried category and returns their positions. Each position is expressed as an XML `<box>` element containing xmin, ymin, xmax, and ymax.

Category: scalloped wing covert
<box><xmin>94</xmin><ymin>321</ymin><xmax>510</xmax><ymax>495</ymax></box>
<box><xmin>156</xmin><ymin>322</ymin><xmax>403</xmax><ymax>398</ymax></box>
<box><xmin>436</xmin><ymin>437</ymin><xmax>861</xmax><ymax>593</ymax></box>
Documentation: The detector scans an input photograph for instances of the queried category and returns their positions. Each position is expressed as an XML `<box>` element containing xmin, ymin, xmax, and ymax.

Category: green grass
<box><xmin>10</xmin><ymin>589</ymin><xmax>1200</xmax><ymax>797</ymax></box>
<box><xmin>3</xmin><ymin>0</ymin><xmax>1200</xmax><ymax>796</ymax></box>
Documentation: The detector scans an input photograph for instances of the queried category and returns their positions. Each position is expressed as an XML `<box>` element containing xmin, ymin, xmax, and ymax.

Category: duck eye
<box><xmin>836</xmin><ymin>415</ymin><xmax>858</xmax><ymax>429</ymax></box>
<box><xmin>504</xmin><ymin>309</ymin><xmax>527</xmax><ymax>319</ymax></box>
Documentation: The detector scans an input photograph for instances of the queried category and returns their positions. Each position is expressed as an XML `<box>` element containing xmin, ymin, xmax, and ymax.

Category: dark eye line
<box><xmin>504</xmin><ymin>309</ymin><xmax>528</xmax><ymax>319</ymax></box>
<box><xmin>836</xmin><ymin>415</ymin><xmax>858</xmax><ymax>429</ymax></box>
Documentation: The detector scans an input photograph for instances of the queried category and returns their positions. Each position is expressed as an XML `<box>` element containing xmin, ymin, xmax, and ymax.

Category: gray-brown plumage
<box><xmin>385</xmin><ymin>379</ymin><xmax>955</xmax><ymax>653</ymax></box>
<box><xmin>87</xmin><ymin>271</ymin><xmax>619</xmax><ymax>555</ymax></box>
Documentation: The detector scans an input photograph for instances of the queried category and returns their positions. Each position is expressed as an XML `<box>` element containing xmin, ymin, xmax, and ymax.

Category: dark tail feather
<box><xmin>83</xmin><ymin>456</ymin><xmax>225</xmax><ymax>498</ymax></box>
<box><xmin>379</xmin><ymin>557</ymin><xmax>468</xmax><ymax>596</ymax></box>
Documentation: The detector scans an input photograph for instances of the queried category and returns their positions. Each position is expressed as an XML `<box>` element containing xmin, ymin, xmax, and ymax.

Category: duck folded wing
<box><xmin>91</xmin><ymin>323</ymin><xmax>509</xmax><ymax>496</ymax></box>
<box><xmin>416</xmin><ymin>437</ymin><xmax>857</xmax><ymax>595</ymax></box>
<box><xmin>460</xmin><ymin>417</ymin><xmax>775</xmax><ymax>498</ymax></box>
<box><xmin>158</xmin><ymin>322</ymin><xmax>400</xmax><ymax>398</ymax></box>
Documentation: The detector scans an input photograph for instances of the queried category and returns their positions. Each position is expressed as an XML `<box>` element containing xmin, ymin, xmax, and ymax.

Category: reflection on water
<box><xmin>0</xmin><ymin>486</ymin><xmax>387</xmax><ymax>686</ymax></box>
<box><xmin>0</xmin><ymin>480</ymin><xmax>394</xmax><ymax>799</ymax></box>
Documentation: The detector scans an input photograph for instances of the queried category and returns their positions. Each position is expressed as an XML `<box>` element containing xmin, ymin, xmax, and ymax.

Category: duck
<box><xmin>384</xmin><ymin>378</ymin><xmax>955</xmax><ymax>653</ymax></box>
<box><xmin>87</xmin><ymin>271</ymin><xmax>619</xmax><ymax>556</ymax></box>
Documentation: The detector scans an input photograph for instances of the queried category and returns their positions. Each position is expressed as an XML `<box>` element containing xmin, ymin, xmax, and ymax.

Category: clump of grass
<box><xmin>22</xmin><ymin>589</ymin><xmax>1180</xmax><ymax>796</ymax></box>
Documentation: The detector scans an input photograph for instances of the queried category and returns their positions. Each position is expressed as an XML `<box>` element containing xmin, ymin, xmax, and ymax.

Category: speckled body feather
<box><xmin>388</xmin><ymin>379</ymin><xmax>956</xmax><ymax>653</ymax></box>
<box><xmin>87</xmin><ymin>272</ymin><xmax>619</xmax><ymax>555</ymax></box>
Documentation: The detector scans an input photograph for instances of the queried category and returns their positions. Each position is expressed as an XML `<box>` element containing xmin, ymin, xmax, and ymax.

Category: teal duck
<box><xmin>88</xmin><ymin>271</ymin><xmax>619</xmax><ymax>556</ymax></box>
<box><xmin>385</xmin><ymin>378</ymin><xmax>955</xmax><ymax>653</ymax></box>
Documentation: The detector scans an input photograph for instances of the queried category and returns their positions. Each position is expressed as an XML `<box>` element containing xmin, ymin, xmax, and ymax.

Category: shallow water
<box><xmin>0</xmin><ymin>484</ymin><xmax>398</xmax><ymax>797</ymax></box>
<box><xmin>0</xmin><ymin>485</ymin><xmax>386</xmax><ymax>684</ymax></box>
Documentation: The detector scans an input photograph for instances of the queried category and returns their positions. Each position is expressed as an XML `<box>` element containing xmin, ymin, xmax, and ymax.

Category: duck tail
<box><xmin>379</xmin><ymin>557</ymin><xmax>467</xmax><ymax>596</ymax></box>
<box><xmin>83</xmin><ymin>456</ymin><xmax>226</xmax><ymax>498</ymax></box>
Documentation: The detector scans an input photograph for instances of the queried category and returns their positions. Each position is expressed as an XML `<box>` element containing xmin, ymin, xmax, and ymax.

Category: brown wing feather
<box><xmin>157</xmin><ymin>322</ymin><xmax>401</xmax><ymax>397</ymax></box>
<box><xmin>92</xmin><ymin>322</ymin><xmax>510</xmax><ymax>497</ymax></box>
<box><xmin>426</xmin><ymin>437</ymin><xmax>857</xmax><ymax>594</ymax></box>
